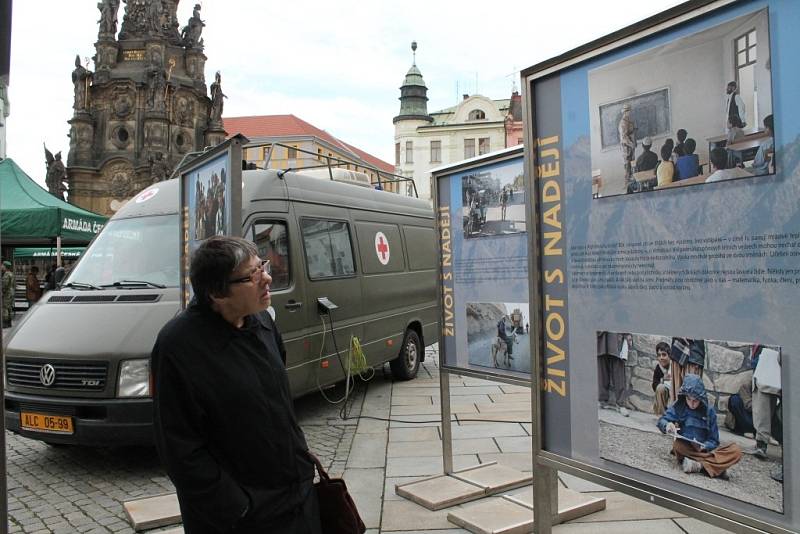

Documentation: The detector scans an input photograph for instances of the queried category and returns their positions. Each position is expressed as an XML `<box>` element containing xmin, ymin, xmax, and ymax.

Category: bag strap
<box><xmin>307</xmin><ymin>450</ymin><xmax>330</xmax><ymax>481</ymax></box>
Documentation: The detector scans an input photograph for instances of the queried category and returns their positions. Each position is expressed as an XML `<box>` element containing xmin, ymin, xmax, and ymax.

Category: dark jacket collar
<box><xmin>185</xmin><ymin>300</ymin><xmax>272</xmax><ymax>352</ymax></box>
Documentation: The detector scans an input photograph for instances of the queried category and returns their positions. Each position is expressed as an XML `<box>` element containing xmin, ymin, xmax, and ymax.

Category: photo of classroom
<box><xmin>596</xmin><ymin>331</ymin><xmax>783</xmax><ymax>512</ymax></box>
<box><xmin>589</xmin><ymin>8</ymin><xmax>774</xmax><ymax>198</ymax></box>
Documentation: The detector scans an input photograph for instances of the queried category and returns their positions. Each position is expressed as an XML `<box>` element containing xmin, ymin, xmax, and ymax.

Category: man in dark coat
<box><xmin>152</xmin><ymin>236</ymin><xmax>321</xmax><ymax>533</ymax></box>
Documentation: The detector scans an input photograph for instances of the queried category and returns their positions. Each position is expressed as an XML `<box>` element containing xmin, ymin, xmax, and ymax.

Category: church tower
<box><xmin>393</xmin><ymin>42</ymin><xmax>432</xmax><ymax>197</ymax></box>
<box><xmin>66</xmin><ymin>0</ymin><xmax>227</xmax><ymax>215</ymax></box>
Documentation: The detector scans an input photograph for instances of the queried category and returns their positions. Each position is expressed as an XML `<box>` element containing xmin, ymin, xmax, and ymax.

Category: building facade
<box><xmin>224</xmin><ymin>114</ymin><xmax>399</xmax><ymax>193</ymax></box>
<box><xmin>65</xmin><ymin>1</ymin><xmax>223</xmax><ymax>216</ymax></box>
<box><xmin>393</xmin><ymin>44</ymin><xmax>523</xmax><ymax>202</ymax></box>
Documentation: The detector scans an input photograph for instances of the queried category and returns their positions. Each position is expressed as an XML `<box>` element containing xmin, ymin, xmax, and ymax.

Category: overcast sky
<box><xmin>7</xmin><ymin>0</ymin><xmax>682</xmax><ymax>187</ymax></box>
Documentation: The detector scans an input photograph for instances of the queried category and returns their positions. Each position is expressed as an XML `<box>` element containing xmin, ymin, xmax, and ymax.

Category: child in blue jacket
<box><xmin>657</xmin><ymin>374</ymin><xmax>742</xmax><ymax>478</ymax></box>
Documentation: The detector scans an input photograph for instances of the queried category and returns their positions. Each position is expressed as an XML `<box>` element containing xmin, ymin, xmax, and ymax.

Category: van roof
<box><xmin>111</xmin><ymin>168</ymin><xmax>433</xmax><ymax>221</ymax></box>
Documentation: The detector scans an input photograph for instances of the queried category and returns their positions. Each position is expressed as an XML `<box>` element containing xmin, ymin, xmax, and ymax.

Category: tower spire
<box><xmin>393</xmin><ymin>41</ymin><xmax>432</xmax><ymax>124</ymax></box>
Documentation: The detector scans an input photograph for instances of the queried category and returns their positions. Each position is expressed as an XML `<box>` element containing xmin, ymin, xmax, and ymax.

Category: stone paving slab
<box><xmin>557</xmin><ymin>472</ymin><xmax>611</xmax><ymax>493</ymax></box>
<box><xmin>396</xmin><ymin>475</ymin><xmax>485</xmax><ymax>510</ymax></box>
<box><xmin>553</xmin><ymin>518</ymin><xmax>684</xmax><ymax>533</ymax></box>
<box><xmin>392</xmin><ymin>395</ymin><xmax>436</xmax><ymax>406</ymax></box>
<box><xmin>448</xmin><ymin>386</ymin><xmax>505</xmax><ymax>396</ymax></box>
<box><xmin>388</xmin><ymin>426</ymin><xmax>440</xmax><ymax>442</ymax></box>
<box><xmin>475</xmin><ymin>453</ymin><xmax>532</xmax><ymax>473</ymax></box>
<box><xmin>343</xmin><ymin>467</ymin><xmax>385</xmax><ymax>529</ymax></box>
<box><xmin>122</xmin><ymin>493</ymin><xmax>180</xmax><ymax>531</ymax></box>
<box><xmin>347</xmin><ymin>431</ymin><xmax>388</xmax><ymax>469</ymax></box>
<box><xmin>392</xmin><ymin>403</ymin><xmax>477</xmax><ymax>416</ymax></box>
<box><xmin>450</xmin><ymin>423</ymin><xmax>529</xmax><ymax>439</ymax></box>
<box><xmin>474</xmin><ymin>402</ymin><xmax>531</xmax><ymax>413</ymax></box>
<box><xmin>381</xmin><ymin>499</ymin><xmax>455</xmax><ymax>531</ymax></box>
<box><xmin>447</xmin><ymin>496</ymin><xmax>533</xmax><ymax>534</ymax></box>
<box><xmin>488</xmin><ymin>393</ymin><xmax>532</xmax><ymax>403</ymax></box>
<box><xmin>494</xmin><ymin>436</ymin><xmax>533</xmax><ymax>454</ymax></box>
<box><xmin>452</xmin><ymin>463</ymin><xmax>532</xmax><ymax>493</ymax></box>
<box><xmin>673</xmin><ymin>517</ymin><xmax>735</xmax><ymax>533</ymax></box>
<box><xmin>456</xmin><ymin>411</ymin><xmax>531</xmax><ymax>424</ymax></box>
<box><xmin>568</xmin><ymin>491</ymin><xmax>685</xmax><ymax>522</ymax></box>
<box><xmin>386</xmin><ymin>455</ymin><xmax>479</xmax><ymax>477</ymax></box>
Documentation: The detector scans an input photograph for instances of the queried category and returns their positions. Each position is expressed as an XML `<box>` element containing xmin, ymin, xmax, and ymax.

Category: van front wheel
<box><xmin>391</xmin><ymin>329</ymin><xmax>421</xmax><ymax>380</ymax></box>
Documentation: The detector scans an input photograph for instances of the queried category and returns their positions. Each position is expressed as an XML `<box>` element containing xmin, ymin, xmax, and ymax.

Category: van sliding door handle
<box><xmin>285</xmin><ymin>301</ymin><xmax>303</xmax><ymax>311</ymax></box>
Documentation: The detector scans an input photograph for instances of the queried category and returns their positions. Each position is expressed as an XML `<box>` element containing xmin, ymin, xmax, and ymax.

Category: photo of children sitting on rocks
<box><xmin>466</xmin><ymin>302</ymin><xmax>530</xmax><ymax>375</ymax></box>
<box><xmin>597</xmin><ymin>332</ymin><xmax>783</xmax><ymax>512</ymax></box>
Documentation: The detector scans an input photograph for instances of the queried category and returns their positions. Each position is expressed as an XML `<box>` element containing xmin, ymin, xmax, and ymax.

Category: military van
<box><xmin>3</xmin><ymin>169</ymin><xmax>438</xmax><ymax>446</ymax></box>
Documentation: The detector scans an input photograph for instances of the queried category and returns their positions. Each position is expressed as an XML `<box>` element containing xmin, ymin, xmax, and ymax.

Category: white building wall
<box><xmin>394</xmin><ymin>95</ymin><xmax>507</xmax><ymax>203</ymax></box>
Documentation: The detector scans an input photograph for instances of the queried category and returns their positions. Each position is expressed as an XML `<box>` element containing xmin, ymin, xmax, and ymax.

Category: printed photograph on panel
<box><xmin>597</xmin><ymin>332</ymin><xmax>783</xmax><ymax>512</ymax></box>
<box><xmin>589</xmin><ymin>8</ymin><xmax>775</xmax><ymax>197</ymax></box>
<box><xmin>188</xmin><ymin>155</ymin><xmax>228</xmax><ymax>241</ymax></box>
<box><xmin>466</xmin><ymin>302</ymin><xmax>530</xmax><ymax>374</ymax></box>
<box><xmin>461</xmin><ymin>164</ymin><xmax>526</xmax><ymax>238</ymax></box>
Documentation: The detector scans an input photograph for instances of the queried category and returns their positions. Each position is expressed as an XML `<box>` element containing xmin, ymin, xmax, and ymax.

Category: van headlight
<box><xmin>118</xmin><ymin>359</ymin><xmax>150</xmax><ymax>398</ymax></box>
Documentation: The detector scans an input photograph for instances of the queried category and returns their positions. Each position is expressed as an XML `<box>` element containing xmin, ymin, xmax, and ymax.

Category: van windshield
<box><xmin>64</xmin><ymin>214</ymin><xmax>179</xmax><ymax>288</ymax></box>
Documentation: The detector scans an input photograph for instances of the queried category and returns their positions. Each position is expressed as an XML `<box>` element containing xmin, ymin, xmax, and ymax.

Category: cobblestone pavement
<box><xmin>5</xmin><ymin>380</ymin><xmax>366</xmax><ymax>533</ymax></box>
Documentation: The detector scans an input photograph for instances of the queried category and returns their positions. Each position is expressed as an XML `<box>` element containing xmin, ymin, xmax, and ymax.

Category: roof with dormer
<box><xmin>223</xmin><ymin>114</ymin><xmax>394</xmax><ymax>173</ymax></box>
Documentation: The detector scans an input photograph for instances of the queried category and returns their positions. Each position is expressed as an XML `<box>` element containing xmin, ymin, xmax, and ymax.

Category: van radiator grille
<box><xmin>6</xmin><ymin>360</ymin><xmax>108</xmax><ymax>390</ymax></box>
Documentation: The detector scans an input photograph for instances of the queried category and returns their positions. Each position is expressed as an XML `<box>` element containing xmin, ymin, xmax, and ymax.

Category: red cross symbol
<box><xmin>375</xmin><ymin>232</ymin><xmax>390</xmax><ymax>265</ymax></box>
<box><xmin>135</xmin><ymin>187</ymin><xmax>159</xmax><ymax>203</ymax></box>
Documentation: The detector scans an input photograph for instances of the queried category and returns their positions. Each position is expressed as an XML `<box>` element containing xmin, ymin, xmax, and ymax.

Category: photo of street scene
<box><xmin>589</xmin><ymin>8</ymin><xmax>775</xmax><ymax>197</ymax></box>
<box><xmin>597</xmin><ymin>332</ymin><xmax>783</xmax><ymax>512</ymax></box>
<box><xmin>461</xmin><ymin>163</ymin><xmax>525</xmax><ymax>238</ymax></box>
<box><xmin>466</xmin><ymin>302</ymin><xmax>530</xmax><ymax>375</ymax></box>
<box><xmin>189</xmin><ymin>157</ymin><xmax>228</xmax><ymax>241</ymax></box>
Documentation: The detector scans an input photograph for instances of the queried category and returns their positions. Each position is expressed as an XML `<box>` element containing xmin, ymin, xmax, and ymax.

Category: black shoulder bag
<box><xmin>308</xmin><ymin>452</ymin><xmax>366</xmax><ymax>534</ymax></box>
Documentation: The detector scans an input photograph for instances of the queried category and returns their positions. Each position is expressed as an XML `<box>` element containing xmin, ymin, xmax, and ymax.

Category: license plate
<box><xmin>20</xmin><ymin>412</ymin><xmax>74</xmax><ymax>434</ymax></box>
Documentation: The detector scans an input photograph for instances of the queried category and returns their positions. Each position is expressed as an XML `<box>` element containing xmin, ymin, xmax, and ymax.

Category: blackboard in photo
<box><xmin>599</xmin><ymin>89</ymin><xmax>671</xmax><ymax>149</ymax></box>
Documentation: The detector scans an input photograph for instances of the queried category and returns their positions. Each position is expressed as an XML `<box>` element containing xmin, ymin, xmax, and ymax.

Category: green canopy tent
<box><xmin>13</xmin><ymin>247</ymin><xmax>84</xmax><ymax>259</ymax></box>
<box><xmin>0</xmin><ymin>158</ymin><xmax>107</xmax><ymax>260</ymax></box>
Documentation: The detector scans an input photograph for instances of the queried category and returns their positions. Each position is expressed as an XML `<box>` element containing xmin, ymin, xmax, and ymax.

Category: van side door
<box><xmin>244</xmin><ymin>216</ymin><xmax>309</xmax><ymax>394</ymax></box>
<box><xmin>295</xmin><ymin>207</ymin><xmax>364</xmax><ymax>388</ymax></box>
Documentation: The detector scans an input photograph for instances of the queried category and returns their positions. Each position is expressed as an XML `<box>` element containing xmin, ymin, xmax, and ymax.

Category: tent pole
<box><xmin>56</xmin><ymin>236</ymin><xmax>62</xmax><ymax>267</ymax></box>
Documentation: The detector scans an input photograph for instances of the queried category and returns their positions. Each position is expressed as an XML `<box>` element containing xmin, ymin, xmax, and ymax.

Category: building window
<box><xmin>395</xmin><ymin>142</ymin><xmax>400</xmax><ymax>165</ymax></box>
<box><xmin>430</xmin><ymin>140</ymin><xmax>441</xmax><ymax>163</ymax></box>
<box><xmin>468</xmin><ymin>109</ymin><xmax>486</xmax><ymax>121</ymax></box>
<box><xmin>317</xmin><ymin>148</ymin><xmax>323</xmax><ymax>161</ymax></box>
<box><xmin>478</xmin><ymin>137</ymin><xmax>490</xmax><ymax>155</ymax></box>
<box><xmin>734</xmin><ymin>28</ymin><xmax>758</xmax><ymax>124</ymax></box>
<box><xmin>464</xmin><ymin>138</ymin><xmax>475</xmax><ymax>159</ymax></box>
<box><xmin>287</xmin><ymin>145</ymin><xmax>297</xmax><ymax>159</ymax></box>
<box><xmin>405</xmin><ymin>141</ymin><xmax>413</xmax><ymax>164</ymax></box>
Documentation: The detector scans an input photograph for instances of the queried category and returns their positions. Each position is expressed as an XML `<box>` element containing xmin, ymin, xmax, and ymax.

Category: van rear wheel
<box><xmin>391</xmin><ymin>329</ymin><xmax>421</xmax><ymax>380</ymax></box>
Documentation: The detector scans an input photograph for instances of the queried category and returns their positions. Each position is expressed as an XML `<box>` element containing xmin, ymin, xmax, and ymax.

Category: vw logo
<box><xmin>39</xmin><ymin>364</ymin><xmax>56</xmax><ymax>387</ymax></box>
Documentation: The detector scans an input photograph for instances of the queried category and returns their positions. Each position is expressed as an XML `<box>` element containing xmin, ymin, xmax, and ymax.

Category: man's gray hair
<box><xmin>190</xmin><ymin>236</ymin><xmax>259</xmax><ymax>308</ymax></box>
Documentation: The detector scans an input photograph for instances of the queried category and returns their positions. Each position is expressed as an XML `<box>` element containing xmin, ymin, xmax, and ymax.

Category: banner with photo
<box><xmin>436</xmin><ymin>150</ymin><xmax>531</xmax><ymax>381</ymax></box>
<box><xmin>528</xmin><ymin>1</ymin><xmax>798</xmax><ymax>530</ymax></box>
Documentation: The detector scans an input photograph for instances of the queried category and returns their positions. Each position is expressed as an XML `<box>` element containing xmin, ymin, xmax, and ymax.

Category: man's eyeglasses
<box><xmin>228</xmin><ymin>259</ymin><xmax>271</xmax><ymax>285</ymax></box>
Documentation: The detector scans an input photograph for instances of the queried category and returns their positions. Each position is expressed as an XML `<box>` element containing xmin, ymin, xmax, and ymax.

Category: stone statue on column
<box><xmin>209</xmin><ymin>71</ymin><xmax>226</xmax><ymax>125</ymax></box>
<box><xmin>72</xmin><ymin>55</ymin><xmax>93</xmax><ymax>113</ymax></box>
<box><xmin>181</xmin><ymin>4</ymin><xmax>205</xmax><ymax>49</ymax></box>
<box><xmin>97</xmin><ymin>0</ymin><xmax>119</xmax><ymax>38</ymax></box>
<box><xmin>146</xmin><ymin>51</ymin><xmax>167</xmax><ymax>112</ymax></box>
<box><xmin>44</xmin><ymin>146</ymin><xmax>68</xmax><ymax>201</ymax></box>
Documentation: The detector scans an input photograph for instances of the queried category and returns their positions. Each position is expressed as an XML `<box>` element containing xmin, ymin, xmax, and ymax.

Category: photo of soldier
<box><xmin>190</xmin><ymin>164</ymin><xmax>228</xmax><ymax>241</ymax></box>
<box><xmin>461</xmin><ymin>164</ymin><xmax>525</xmax><ymax>239</ymax></box>
<box><xmin>466</xmin><ymin>302</ymin><xmax>530</xmax><ymax>375</ymax></box>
